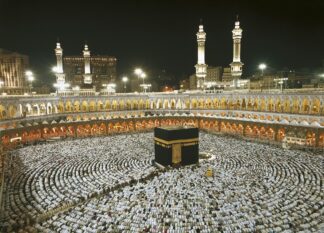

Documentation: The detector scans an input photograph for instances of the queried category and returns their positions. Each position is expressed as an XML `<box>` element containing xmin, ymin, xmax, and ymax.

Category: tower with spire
<box><xmin>230</xmin><ymin>15</ymin><xmax>244</xmax><ymax>81</ymax></box>
<box><xmin>83</xmin><ymin>44</ymin><xmax>92</xmax><ymax>84</ymax></box>
<box><xmin>54</xmin><ymin>42</ymin><xmax>66</xmax><ymax>86</ymax></box>
<box><xmin>195</xmin><ymin>20</ymin><xmax>208</xmax><ymax>90</ymax></box>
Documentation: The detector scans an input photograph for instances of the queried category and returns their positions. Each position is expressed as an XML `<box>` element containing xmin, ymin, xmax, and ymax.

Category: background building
<box><xmin>63</xmin><ymin>56</ymin><xmax>117</xmax><ymax>91</ymax></box>
<box><xmin>190</xmin><ymin>18</ymin><xmax>242</xmax><ymax>90</ymax></box>
<box><xmin>206</xmin><ymin>66</ymin><xmax>223</xmax><ymax>83</ymax></box>
<box><xmin>248</xmin><ymin>70</ymin><xmax>316</xmax><ymax>91</ymax></box>
<box><xmin>0</xmin><ymin>49</ymin><xmax>29</xmax><ymax>94</ymax></box>
<box><xmin>54</xmin><ymin>43</ymin><xmax>117</xmax><ymax>92</ymax></box>
<box><xmin>189</xmin><ymin>74</ymin><xmax>197</xmax><ymax>90</ymax></box>
<box><xmin>179</xmin><ymin>79</ymin><xmax>190</xmax><ymax>91</ymax></box>
<box><xmin>221</xmin><ymin>67</ymin><xmax>232</xmax><ymax>82</ymax></box>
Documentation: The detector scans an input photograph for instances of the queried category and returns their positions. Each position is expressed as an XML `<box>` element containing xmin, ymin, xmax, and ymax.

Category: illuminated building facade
<box><xmin>230</xmin><ymin>17</ymin><xmax>244</xmax><ymax>80</ymax></box>
<box><xmin>195</xmin><ymin>23</ymin><xmax>207</xmax><ymax>89</ymax></box>
<box><xmin>55</xmin><ymin>43</ymin><xmax>117</xmax><ymax>91</ymax></box>
<box><xmin>192</xmin><ymin>18</ymin><xmax>244</xmax><ymax>89</ymax></box>
<box><xmin>0</xmin><ymin>91</ymin><xmax>323</xmax><ymax>149</ymax></box>
<box><xmin>0</xmin><ymin>49</ymin><xmax>29</xmax><ymax>94</ymax></box>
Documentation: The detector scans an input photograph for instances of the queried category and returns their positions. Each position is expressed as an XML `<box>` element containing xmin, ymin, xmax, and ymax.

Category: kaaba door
<box><xmin>172</xmin><ymin>143</ymin><xmax>182</xmax><ymax>164</ymax></box>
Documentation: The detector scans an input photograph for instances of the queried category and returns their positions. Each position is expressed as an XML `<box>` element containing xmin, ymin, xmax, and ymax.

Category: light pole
<box><xmin>134</xmin><ymin>68</ymin><xmax>143</xmax><ymax>81</ymax></box>
<box><xmin>25</xmin><ymin>70</ymin><xmax>34</xmax><ymax>94</ymax></box>
<box><xmin>318</xmin><ymin>74</ymin><xmax>324</xmax><ymax>88</ymax></box>
<box><xmin>258</xmin><ymin>63</ymin><xmax>267</xmax><ymax>76</ymax></box>
<box><xmin>135</xmin><ymin>68</ymin><xmax>146</xmax><ymax>92</ymax></box>
<box><xmin>140</xmin><ymin>73</ymin><xmax>147</xmax><ymax>93</ymax></box>
<box><xmin>141</xmin><ymin>72</ymin><xmax>146</xmax><ymax>85</ymax></box>
<box><xmin>122</xmin><ymin>76</ymin><xmax>128</xmax><ymax>93</ymax></box>
<box><xmin>0</xmin><ymin>78</ymin><xmax>4</xmax><ymax>95</ymax></box>
<box><xmin>258</xmin><ymin>64</ymin><xmax>266</xmax><ymax>92</ymax></box>
<box><xmin>141</xmin><ymin>73</ymin><xmax>146</xmax><ymax>85</ymax></box>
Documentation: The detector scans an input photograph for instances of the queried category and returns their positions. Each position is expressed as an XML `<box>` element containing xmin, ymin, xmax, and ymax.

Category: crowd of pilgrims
<box><xmin>1</xmin><ymin>132</ymin><xmax>323</xmax><ymax>232</ymax></box>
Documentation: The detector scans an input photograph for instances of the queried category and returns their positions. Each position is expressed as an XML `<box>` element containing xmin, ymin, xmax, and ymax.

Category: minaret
<box><xmin>54</xmin><ymin>42</ymin><xmax>65</xmax><ymax>85</ymax></box>
<box><xmin>230</xmin><ymin>16</ymin><xmax>244</xmax><ymax>81</ymax></box>
<box><xmin>83</xmin><ymin>44</ymin><xmax>92</xmax><ymax>84</ymax></box>
<box><xmin>195</xmin><ymin>20</ymin><xmax>207</xmax><ymax>90</ymax></box>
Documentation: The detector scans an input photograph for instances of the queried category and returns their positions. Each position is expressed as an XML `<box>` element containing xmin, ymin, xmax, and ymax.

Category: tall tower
<box><xmin>54</xmin><ymin>42</ymin><xmax>65</xmax><ymax>85</ymax></box>
<box><xmin>195</xmin><ymin>21</ymin><xmax>207</xmax><ymax>89</ymax></box>
<box><xmin>83</xmin><ymin>44</ymin><xmax>92</xmax><ymax>84</ymax></box>
<box><xmin>230</xmin><ymin>16</ymin><xmax>244</xmax><ymax>80</ymax></box>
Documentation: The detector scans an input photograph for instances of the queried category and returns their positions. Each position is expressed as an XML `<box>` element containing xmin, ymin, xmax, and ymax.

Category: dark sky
<box><xmin>1</xmin><ymin>0</ymin><xmax>324</xmax><ymax>85</ymax></box>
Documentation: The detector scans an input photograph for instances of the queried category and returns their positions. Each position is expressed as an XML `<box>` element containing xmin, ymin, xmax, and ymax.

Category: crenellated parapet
<box><xmin>0</xmin><ymin>92</ymin><xmax>323</xmax><ymax>149</ymax></box>
<box><xmin>0</xmin><ymin>92</ymin><xmax>323</xmax><ymax>121</ymax></box>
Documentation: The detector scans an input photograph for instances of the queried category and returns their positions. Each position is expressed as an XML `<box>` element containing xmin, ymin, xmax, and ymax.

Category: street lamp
<box><xmin>134</xmin><ymin>68</ymin><xmax>143</xmax><ymax>80</ymax></box>
<box><xmin>25</xmin><ymin>70</ymin><xmax>33</xmax><ymax>77</ymax></box>
<box><xmin>134</xmin><ymin>68</ymin><xmax>147</xmax><ymax>92</ymax></box>
<box><xmin>317</xmin><ymin>74</ymin><xmax>324</xmax><ymax>89</ymax></box>
<box><xmin>258</xmin><ymin>63</ymin><xmax>267</xmax><ymax>76</ymax></box>
<box><xmin>140</xmin><ymin>72</ymin><xmax>146</xmax><ymax>84</ymax></box>
<box><xmin>25</xmin><ymin>70</ymin><xmax>34</xmax><ymax>94</ymax></box>
<box><xmin>122</xmin><ymin>76</ymin><xmax>128</xmax><ymax>93</ymax></box>
<box><xmin>258</xmin><ymin>64</ymin><xmax>267</xmax><ymax>92</ymax></box>
<box><xmin>140</xmin><ymin>73</ymin><xmax>147</xmax><ymax>93</ymax></box>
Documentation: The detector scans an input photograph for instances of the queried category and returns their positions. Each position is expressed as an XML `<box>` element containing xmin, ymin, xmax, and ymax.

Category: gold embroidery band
<box><xmin>155</xmin><ymin>141</ymin><xmax>171</xmax><ymax>148</ymax></box>
<box><xmin>182</xmin><ymin>142</ymin><xmax>198</xmax><ymax>146</ymax></box>
<box><xmin>154</xmin><ymin>137</ymin><xmax>199</xmax><ymax>145</ymax></box>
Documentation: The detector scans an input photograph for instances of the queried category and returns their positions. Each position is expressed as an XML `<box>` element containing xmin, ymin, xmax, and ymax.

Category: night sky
<box><xmin>1</xmin><ymin>0</ymin><xmax>324</xmax><ymax>85</ymax></box>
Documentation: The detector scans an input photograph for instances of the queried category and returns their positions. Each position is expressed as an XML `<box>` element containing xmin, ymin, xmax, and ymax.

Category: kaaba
<box><xmin>154</xmin><ymin>126</ymin><xmax>199</xmax><ymax>166</ymax></box>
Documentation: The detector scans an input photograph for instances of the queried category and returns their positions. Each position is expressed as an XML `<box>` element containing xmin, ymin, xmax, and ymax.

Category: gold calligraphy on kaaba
<box><xmin>154</xmin><ymin>137</ymin><xmax>198</xmax><ymax>145</ymax></box>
